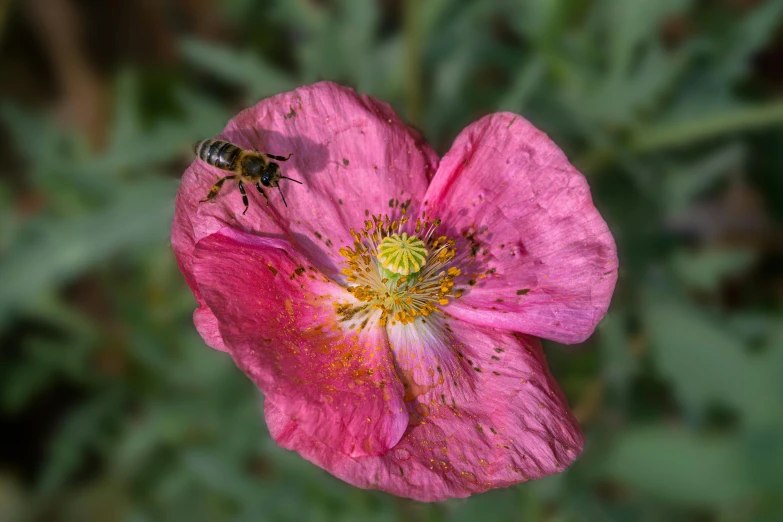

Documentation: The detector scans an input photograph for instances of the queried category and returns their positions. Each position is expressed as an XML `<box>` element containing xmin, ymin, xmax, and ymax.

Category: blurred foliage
<box><xmin>2</xmin><ymin>0</ymin><xmax>783</xmax><ymax>521</ymax></box>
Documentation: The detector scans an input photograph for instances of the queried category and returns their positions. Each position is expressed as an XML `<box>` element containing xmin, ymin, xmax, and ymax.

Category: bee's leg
<box><xmin>238</xmin><ymin>181</ymin><xmax>249</xmax><ymax>215</ymax></box>
<box><xmin>264</xmin><ymin>153</ymin><xmax>292</xmax><ymax>162</ymax></box>
<box><xmin>199</xmin><ymin>175</ymin><xmax>236</xmax><ymax>203</ymax></box>
<box><xmin>256</xmin><ymin>183</ymin><xmax>270</xmax><ymax>206</ymax></box>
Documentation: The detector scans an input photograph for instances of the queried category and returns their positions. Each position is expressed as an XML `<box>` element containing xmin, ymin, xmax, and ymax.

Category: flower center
<box><xmin>336</xmin><ymin>209</ymin><xmax>463</xmax><ymax>329</ymax></box>
<box><xmin>377</xmin><ymin>233</ymin><xmax>428</xmax><ymax>276</ymax></box>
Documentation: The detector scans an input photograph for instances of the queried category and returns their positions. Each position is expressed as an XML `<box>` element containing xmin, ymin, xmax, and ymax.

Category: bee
<box><xmin>194</xmin><ymin>139</ymin><xmax>302</xmax><ymax>214</ymax></box>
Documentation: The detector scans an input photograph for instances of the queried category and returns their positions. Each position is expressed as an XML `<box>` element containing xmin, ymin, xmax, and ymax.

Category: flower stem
<box><xmin>631</xmin><ymin>102</ymin><xmax>783</xmax><ymax>152</ymax></box>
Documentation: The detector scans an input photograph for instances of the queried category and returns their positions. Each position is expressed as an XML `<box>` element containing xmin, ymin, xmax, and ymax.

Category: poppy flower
<box><xmin>171</xmin><ymin>81</ymin><xmax>617</xmax><ymax>501</ymax></box>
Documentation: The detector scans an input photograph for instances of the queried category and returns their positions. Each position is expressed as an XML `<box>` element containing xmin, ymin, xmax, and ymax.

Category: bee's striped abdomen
<box><xmin>194</xmin><ymin>139</ymin><xmax>241</xmax><ymax>171</ymax></box>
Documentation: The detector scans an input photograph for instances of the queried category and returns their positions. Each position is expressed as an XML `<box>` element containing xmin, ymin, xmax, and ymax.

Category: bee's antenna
<box><xmin>278</xmin><ymin>187</ymin><xmax>288</xmax><ymax>207</ymax></box>
<box><xmin>280</xmin><ymin>176</ymin><xmax>303</xmax><ymax>184</ymax></box>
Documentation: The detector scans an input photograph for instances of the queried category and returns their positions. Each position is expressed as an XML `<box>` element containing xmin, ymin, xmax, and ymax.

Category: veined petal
<box><xmin>265</xmin><ymin>318</ymin><xmax>584</xmax><ymax>501</ymax></box>
<box><xmin>172</xmin><ymin>189</ymin><xmax>232</xmax><ymax>352</ymax></box>
<box><xmin>175</xmin><ymin>81</ymin><xmax>437</xmax><ymax>277</ymax></box>
<box><xmin>385</xmin><ymin>319</ymin><xmax>472</xmax><ymax>403</ymax></box>
<box><xmin>192</xmin><ymin>227</ymin><xmax>408</xmax><ymax>457</ymax></box>
<box><xmin>423</xmin><ymin>113</ymin><xmax>617</xmax><ymax>344</ymax></box>
<box><xmin>173</xmin><ymin>81</ymin><xmax>438</xmax><ymax>350</ymax></box>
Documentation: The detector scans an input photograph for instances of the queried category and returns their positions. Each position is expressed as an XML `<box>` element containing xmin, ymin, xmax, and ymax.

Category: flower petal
<box><xmin>385</xmin><ymin>320</ymin><xmax>471</xmax><ymax>402</ymax></box>
<box><xmin>265</xmin><ymin>318</ymin><xmax>584</xmax><ymax>501</ymax></box>
<box><xmin>192</xmin><ymin>227</ymin><xmax>408</xmax><ymax>457</ymax></box>
<box><xmin>424</xmin><ymin>113</ymin><xmax>617</xmax><ymax>344</ymax></box>
<box><xmin>173</xmin><ymin>81</ymin><xmax>438</xmax><ymax>351</ymax></box>
<box><xmin>174</xmin><ymin>81</ymin><xmax>438</xmax><ymax>280</ymax></box>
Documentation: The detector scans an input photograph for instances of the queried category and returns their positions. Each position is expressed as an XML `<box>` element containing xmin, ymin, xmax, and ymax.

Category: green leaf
<box><xmin>643</xmin><ymin>289</ymin><xmax>778</xmax><ymax>427</ymax></box>
<box><xmin>598</xmin><ymin>312</ymin><xmax>638</xmax><ymax>391</ymax></box>
<box><xmin>180</xmin><ymin>38</ymin><xmax>295</xmax><ymax>100</ymax></box>
<box><xmin>718</xmin><ymin>0</ymin><xmax>783</xmax><ymax>82</ymax></box>
<box><xmin>496</xmin><ymin>56</ymin><xmax>546</xmax><ymax>112</ymax></box>
<box><xmin>182</xmin><ymin>451</ymin><xmax>259</xmax><ymax>503</ymax></box>
<box><xmin>604</xmin><ymin>0</ymin><xmax>691</xmax><ymax>81</ymax></box>
<box><xmin>663</xmin><ymin>144</ymin><xmax>745</xmax><ymax>214</ymax></box>
<box><xmin>0</xmin><ymin>180</ymin><xmax>177</xmax><ymax>320</ymax></box>
<box><xmin>671</xmin><ymin>248</ymin><xmax>756</xmax><ymax>291</ymax></box>
<box><xmin>38</xmin><ymin>391</ymin><xmax>125</xmax><ymax>495</ymax></box>
<box><xmin>93</xmin><ymin>89</ymin><xmax>229</xmax><ymax>175</ymax></box>
<box><xmin>599</xmin><ymin>426</ymin><xmax>751</xmax><ymax>506</ymax></box>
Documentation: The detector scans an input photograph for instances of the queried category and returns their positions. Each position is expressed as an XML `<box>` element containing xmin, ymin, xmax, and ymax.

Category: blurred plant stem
<box><xmin>578</xmin><ymin>102</ymin><xmax>783</xmax><ymax>173</ymax></box>
<box><xmin>404</xmin><ymin>0</ymin><xmax>422</xmax><ymax>127</ymax></box>
<box><xmin>632</xmin><ymin>102</ymin><xmax>783</xmax><ymax>152</ymax></box>
<box><xmin>25</xmin><ymin>0</ymin><xmax>108</xmax><ymax>149</ymax></box>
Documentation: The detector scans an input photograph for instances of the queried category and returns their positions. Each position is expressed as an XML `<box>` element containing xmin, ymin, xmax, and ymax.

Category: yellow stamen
<box><xmin>334</xmin><ymin>211</ymin><xmax>464</xmax><ymax>330</ymax></box>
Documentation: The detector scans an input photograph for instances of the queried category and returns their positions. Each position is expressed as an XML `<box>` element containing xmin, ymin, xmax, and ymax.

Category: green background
<box><xmin>2</xmin><ymin>0</ymin><xmax>783</xmax><ymax>520</ymax></box>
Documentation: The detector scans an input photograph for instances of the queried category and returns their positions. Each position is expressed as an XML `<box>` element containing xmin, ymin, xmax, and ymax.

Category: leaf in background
<box><xmin>671</xmin><ymin>248</ymin><xmax>756</xmax><ymax>292</ymax></box>
<box><xmin>599</xmin><ymin>312</ymin><xmax>638</xmax><ymax>394</ymax></box>
<box><xmin>1</xmin><ymin>358</ymin><xmax>53</xmax><ymax>412</ymax></box>
<box><xmin>604</xmin><ymin>0</ymin><xmax>691</xmax><ymax>81</ymax></box>
<box><xmin>0</xmin><ymin>179</ymin><xmax>177</xmax><ymax>322</ymax></box>
<box><xmin>599</xmin><ymin>426</ymin><xmax>751</xmax><ymax>507</ymax></box>
<box><xmin>717</xmin><ymin>0</ymin><xmax>783</xmax><ymax>83</ymax></box>
<box><xmin>107</xmin><ymin>71</ymin><xmax>144</xmax><ymax>161</ymax></box>
<box><xmin>445</xmin><ymin>487</ymin><xmax>538</xmax><ymax>522</ymax></box>
<box><xmin>180</xmin><ymin>38</ymin><xmax>296</xmax><ymax>101</ymax></box>
<box><xmin>663</xmin><ymin>144</ymin><xmax>745</xmax><ymax>214</ymax></box>
<box><xmin>90</xmin><ymin>88</ymin><xmax>230</xmax><ymax>175</ymax></box>
<box><xmin>642</xmin><ymin>288</ymin><xmax>778</xmax><ymax>428</ymax></box>
<box><xmin>496</xmin><ymin>56</ymin><xmax>546</xmax><ymax>112</ymax></box>
<box><xmin>0</xmin><ymin>103</ymin><xmax>70</xmax><ymax>168</ymax></box>
<box><xmin>182</xmin><ymin>451</ymin><xmax>260</xmax><ymax>504</ymax></box>
<box><xmin>37</xmin><ymin>391</ymin><xmax>125</xmax><ymax>495</ymax></box>
<box><xmin>510</xmin><ymin>0</ymin><xmax>575</xmax><ymax>44</ymax></box>
<box><xmin>567</xmin><ymin>0</ymin><xmax>694</xmax><ymax>126</ymax></box>
<box><xmin>335</xmin><ymin>0</ymin><xmax>380</xmax><ymax>92</ymax></box>
<box><xmin>270</xmin><ymin>0</ymin><xmax>326</xmax><ymax>37</ymax></box>
<box><xmin>631</xmin><ymin>101</ymin><xmax>783</xmax><ymax>151</ymax></box>
<box><xmin>0</xmin><ymin>103</ymin><xmax>105</xmax><ymax>198</ymax></box>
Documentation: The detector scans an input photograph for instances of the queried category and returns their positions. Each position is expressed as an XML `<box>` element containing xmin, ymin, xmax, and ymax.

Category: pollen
<box><xmin>335</xmin><ymin>208</ymin><xmax>463</xmax><ymax>330</ymax></box>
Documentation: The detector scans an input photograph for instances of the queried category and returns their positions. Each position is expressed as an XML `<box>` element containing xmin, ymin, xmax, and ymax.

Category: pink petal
<box><xmin>172</xmin><ymin>81</ymin><xmax>438</xmax><ymax>350</ymax></box>
<box><xmin>193</xmin><ymin>306</ymin><xmax>227</xmax><ymax>352</ymax></box>
<box><xmin>174</xmin><ymin>80</ymin><xmax>437</xmax><ymax>275</ymax></box>
<box><xmin>265</xmin><ymin>319</ymin><xmax>584</xmax><ymax>501</ymax></box>
<box><xmin>424</xmin><ymin>113</ymin><xmax>617</xmax><ymax>344</ymax></box>
<box><xmin>172</xmin><ymin>188</ymin><xmax>224</xmax><ymax>352</ymax></box>
<box><xmin>385</xmin><ymin>322</ymin><xmax>470</xmax><ymax>402</ymax></box>
<box><xmin>192</xmin><ymin>227</ymin><xmax>408</xmax><ymax>457</ymax></box>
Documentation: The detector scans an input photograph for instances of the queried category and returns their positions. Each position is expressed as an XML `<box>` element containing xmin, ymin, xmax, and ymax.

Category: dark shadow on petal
<box><xmin>222</xmin><ymin>127</ymin><xmax>330</xmax><ymax>180</ymax></box>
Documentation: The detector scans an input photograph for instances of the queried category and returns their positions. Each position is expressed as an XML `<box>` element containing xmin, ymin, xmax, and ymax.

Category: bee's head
<box><xmin>260</xmin><ymin>163</ymin><xmax>281</xmax><ymax>187</ymax></box>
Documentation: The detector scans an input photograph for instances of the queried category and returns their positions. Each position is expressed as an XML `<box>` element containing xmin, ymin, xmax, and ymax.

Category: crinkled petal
<box><xmin>175</xmin><ymin>80</ymin><xmax>437</xmax><ymax>277</ymax></box>
<box><xmin>265</xmin><ymin>318</ymin><xmax>584</xmax><ymax>501</ymax></box>
<box><xmin>385</xmin><ymin>320</ymin><xmax>471</xmax><ymax>403</ymax></box>
<box><xmin>424</xmin><ymin>113</ymin><xmax>617</xmax><ymax>344</ymax></box>
<box><xmin>172</xmin><ymin>189</ymin><xmax>228</xmax><ymax>352</ymax></box>
<box><xmin>192</xmin><ymin>227</ymin><xmax>408</xmax><ymax>456</ymax></box>
<box><xmin>193</xmin><ymin>306</ymin><xmax>227</xmax><ymax>352</ymax></box>
<box><xmin>172</xmin><ymin>81</ymin><xmax>438</xmax><ymax>350</ymax></box>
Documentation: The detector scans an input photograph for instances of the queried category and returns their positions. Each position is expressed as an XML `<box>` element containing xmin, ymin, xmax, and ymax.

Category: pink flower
<box><xmin>171</xmin><ymin>82</ymin><xmax>617</xmax><ymax>501</ymax></box>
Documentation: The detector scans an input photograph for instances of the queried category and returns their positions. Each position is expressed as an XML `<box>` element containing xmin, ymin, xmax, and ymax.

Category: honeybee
<box><xmin>193</xmin><ymin>139</ymin><xmax>302</xmax><ymax>214</ymax></box>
